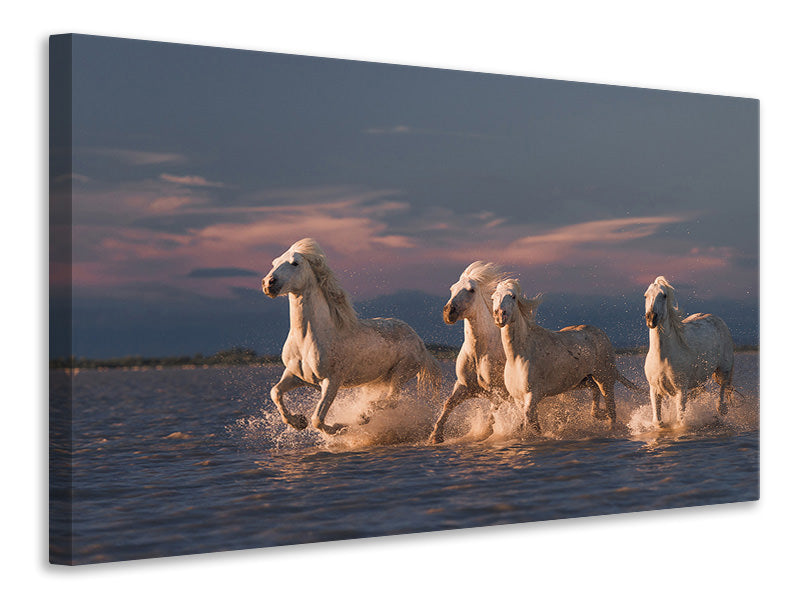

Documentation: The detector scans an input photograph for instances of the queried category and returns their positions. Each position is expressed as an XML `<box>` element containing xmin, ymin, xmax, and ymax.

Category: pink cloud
<box><xmin>67</xmin><ymin>177</ymin><xmax>749</xmax><ymax>303</ymax></box>
<box><xmin>159</xmin><ymin>174</ymin><xmax>226</xmax><ymax>188</ymax></box>
<box><xmin>504</xmin><ymin>215</ymin><xmax>690</xmax><ymax>262</ymax></box>
<box><xmin>68</xmin><ymin>185</ymin><xmax>418</xmax><ymax>296</ymax></box>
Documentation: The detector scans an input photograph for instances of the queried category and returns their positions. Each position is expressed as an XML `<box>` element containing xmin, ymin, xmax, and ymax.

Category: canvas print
<box><xmin>49</xmin><ymin>34</ymin><xmax>759</xmax><ymax>565</ymax></box>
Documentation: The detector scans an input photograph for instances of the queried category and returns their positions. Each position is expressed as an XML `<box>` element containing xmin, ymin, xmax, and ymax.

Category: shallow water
<box><xmin>50</xmin><ymin>353</ymin><xmax>759</xmax><ymax>564</ymax></box>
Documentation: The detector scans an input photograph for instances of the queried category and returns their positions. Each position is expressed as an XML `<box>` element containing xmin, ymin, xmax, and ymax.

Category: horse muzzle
<box><xmin>493</xmin><ymin>309</ymin><xmax>508</xmax><ymax>327</ymax></box>
<box><xmin>645</xmin><ymin>311</ymin><xmax>658</xmax><ymax>328</ymax></box>
<box><xmin>443</xmin><ymin>303</ymin><xmax>459</xmax><ymax>324</ymax></box>
<box><xmin>263</xmin><ymin>276</ymin><xmax>280</xmax><ymax>298</ymax></box>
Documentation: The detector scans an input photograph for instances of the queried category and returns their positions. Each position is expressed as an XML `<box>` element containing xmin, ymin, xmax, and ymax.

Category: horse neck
<box><xmin>288</xmin><ymin>284</ymin><xmax>336</xmax><ymax>339</ymax></box>
<box><xmin>463</xmin><ymin>296</ymin><xmax>502</xmax><ymax>357</ymax></box>
<box><xmin>500</xmin><ymin>313</ymin><xmax>531</xmax><ymax>359</ymax></box>
<box><xmin>650</xmin><ymin>314</ymin><xmax>680</xmax><ymax>359</ymax></box>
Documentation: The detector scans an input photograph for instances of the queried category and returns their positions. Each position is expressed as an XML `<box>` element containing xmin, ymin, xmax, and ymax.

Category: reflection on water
<box><xmin>51</xmin><ymin>353</ymin><xmax>759</xmax><ymax>564</ymax></box>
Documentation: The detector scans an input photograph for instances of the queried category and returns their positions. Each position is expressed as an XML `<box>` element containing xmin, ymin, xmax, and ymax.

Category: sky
<box><xmin>50</xmin><ymin>34</ymin><xmax>759</xmax><ymax>358</ymax></box>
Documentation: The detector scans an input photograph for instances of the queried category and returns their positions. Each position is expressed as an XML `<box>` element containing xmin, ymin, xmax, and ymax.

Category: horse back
<box><xmin>360</xmin><ymin>316</ymin><xmax>420</xmax><ymax>343</ymax></box>
<box><xmin>683</xmin><ymin>312</ymin><xmax>714</xmax><ymax>325</ymax></box>
<box><xmin>681</xmin><ymin>312</ymin><xmax>734</xmax><ymax>361</ymax></box>
<box><xmin>522</xmin><ymin>324</ymin><xmax>614</xmax><ymax>397</ymax></box>
<box><xmin>357</xmin><ymin>316</ymin><xmax>429</xmax><ymax>360</ymax></box>
<box><xmin>682</xmin><ymin>312</ymin><xmax>732</xmax><ymax>341</ymax></box>
<box><xmin>554</xmin><ymin>324</ymin><xmax>617</xmax><ymax>374</ymax></box>
<box><xmin>556</xmin><ymin>324</ymin><xmax>614</xmax><ymax>354</ymax></box>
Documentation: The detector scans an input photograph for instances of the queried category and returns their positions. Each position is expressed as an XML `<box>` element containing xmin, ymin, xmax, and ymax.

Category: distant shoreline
<box><xmin>49</xmin><ymin>344</ymin><xmax>760</xmax><ymax>372</ymax></box>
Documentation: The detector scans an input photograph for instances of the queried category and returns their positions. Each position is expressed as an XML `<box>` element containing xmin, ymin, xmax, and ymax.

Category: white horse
<box><xmin>263</xmin><ymin>238</ymin><xmax>442</xmax><ymax>435</ymax></box>
<box><xmin>429</xmin><ymin>262</ymin><xmax>511</xmax><ymax>444</ymax></box>
<box><xmin>644</xmin><ymin>276</ymin><xmax>734</xmax><ymax>427</ymax></box>
<box><xmin>492</xmin><ymin>279</ymin><xmax>638</xmax><ymax>434</ymax></box>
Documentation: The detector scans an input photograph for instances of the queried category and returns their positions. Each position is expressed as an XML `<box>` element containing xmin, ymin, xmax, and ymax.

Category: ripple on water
<box><xmin>58</xmin><ymin>356</ymin><xmax>759</xmax><ymax>564</ymax></box>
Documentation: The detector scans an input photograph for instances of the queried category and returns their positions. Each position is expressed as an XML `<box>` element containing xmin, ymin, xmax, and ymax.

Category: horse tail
<box><xmin>417</xmin><ymin>346</ymin><xmax>442</xmax><ymax>400</ymax></box>
<box><xmin>616</xmin><ymin>369</ymin><xmax>642</xmax><ymax>392</ymax></box>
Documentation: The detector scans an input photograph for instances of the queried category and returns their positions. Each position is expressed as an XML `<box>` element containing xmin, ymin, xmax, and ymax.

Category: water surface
<box><xmin>50</xmin><ymin>353</ymin><xmax>759</xmax><ymax>564</ymax></box>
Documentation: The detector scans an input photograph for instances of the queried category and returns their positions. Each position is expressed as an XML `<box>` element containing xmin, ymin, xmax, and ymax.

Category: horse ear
<box><xmin>528</xmin><ymin>293</ymin><xmax>544</xmax><ymax>320</ymax></box>
<box><xmin>290</xmin><ymin>252</ymin><xmax>303</xmax><ymax>265</ymax></box>
<box><xmin>515</xmin><ymin>292</ymin><xmax>543</xmax><ymax>323</ymax></box>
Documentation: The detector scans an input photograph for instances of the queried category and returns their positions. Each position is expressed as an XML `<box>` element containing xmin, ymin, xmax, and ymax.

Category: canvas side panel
<box><xmin>756</xmin><ymin>98</ymin><xmax>761</xmax><ymax>501</ymax></box>
<box><xmin>49</xmin><ymin>33</ymin><xmax>75</xmax><ymax>566</ymax></box>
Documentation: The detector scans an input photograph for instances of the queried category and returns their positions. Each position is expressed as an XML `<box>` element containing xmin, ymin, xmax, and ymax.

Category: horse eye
<box><xmin>468</xmin><ymin>288</ymin><xmax>475</xmax><ymax>293</ymax></box>
<box><xmin>290</xmin><ymin>261</ymin><xmax>298</xmax><ymax>266</ymax></box>
<box><xmin>511</xmin><ymin>294</ymin><xmax>516</xmax><ymax>300</ymax></box>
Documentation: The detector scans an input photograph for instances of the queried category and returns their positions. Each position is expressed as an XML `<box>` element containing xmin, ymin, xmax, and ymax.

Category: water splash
<box><xmin>231</xmin><ymin>357</ymin><xmax>758</xmax><ymax>451</ymax></box>
<box><xmin>231</xmin><ymin>382</ymin><xmax>440</xmax><ymax>451</ymax></box>
<box><xmin>627</xmin><ymin>386</ymin><xmax>759</xmax><ymax>436</ymax></box>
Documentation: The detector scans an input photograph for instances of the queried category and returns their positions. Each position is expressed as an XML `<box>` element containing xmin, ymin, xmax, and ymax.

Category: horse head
<box><xmin>444</xmin><ymin>261</ymin><xmax>505</xmax><ymax>324</ymax></box>
<box><xmin>263</xmin><ymin>242</ymin><xmax>315</xmax><ymax>298</ymax></box>
<box><xmin>444</xmin><ymin>275</ymin><xmax>481</xmax><ymax>324</ymax></box>
<box><xmin>491</xmin><ymin>279</ymin><xmax>520</xmax><ymax>327</ymax></box>
<box><xmin>492</xmin><ymin>279</ymin><xmax>543</xmax><ymax>328</ymax></box>
<box><xmin>644</xmin><ymin>276</ymin><xmax>672</xmax><ymax>329</ymax></box>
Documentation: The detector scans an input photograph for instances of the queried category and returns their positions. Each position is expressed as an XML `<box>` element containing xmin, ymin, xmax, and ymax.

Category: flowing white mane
<box><xmin>461</xmin><ymin>261</ymin><xmax>508</xmax><ymax>307</ymax></box>
<box><xmin>288</xmin><ymin>238</ymin><xmax>358</xmax><ymax>329</ymax></box>
<box><xmin>499</xmin><ymin>278</ymin><xmax>544</xmax><ymax>326</ymax></box>
<box><xmin>653</xmin><ymin>276</ymin><xmax>688</xmax><ymax>347</ymax></box>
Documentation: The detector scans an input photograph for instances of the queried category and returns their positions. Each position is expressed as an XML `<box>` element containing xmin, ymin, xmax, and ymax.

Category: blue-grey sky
<box><xmin>51</xmin><ymin>34</ymin><xmax>758</xmax><ymax>357</ymax></box>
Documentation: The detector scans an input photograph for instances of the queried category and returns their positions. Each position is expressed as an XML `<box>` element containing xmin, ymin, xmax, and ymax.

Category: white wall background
<box><xmin>3</xmin><ymin>2</ymin><xmax>796</xmax><ymax>597</ymax></box>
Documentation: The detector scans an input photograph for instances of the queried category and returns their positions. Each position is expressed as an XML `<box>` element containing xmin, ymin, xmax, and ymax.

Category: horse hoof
<box><xmin>286</xmin><ymin>414</ymin><xmax>308</xmax><ymax>430</ymax></box>
<box><xmin>429</xmin><ymin>432</ymin><xmax>444</xmax><ymax>445</ymax></box>
<box><xmin>318</xmin><ymin>422</ymin><xmax>347</xmax><ymax>435</ymax></box>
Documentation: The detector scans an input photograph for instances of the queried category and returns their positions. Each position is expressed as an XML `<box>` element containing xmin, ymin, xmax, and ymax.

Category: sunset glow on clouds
<box><xmin>159</xmin><ymin>174</ymin><xmax>227</xmax><ymax>188</ymax></box>
<box><xmin>65</xmin><ymin>170</ymin><xmax>752</xmax><ymax>302</ymax></box>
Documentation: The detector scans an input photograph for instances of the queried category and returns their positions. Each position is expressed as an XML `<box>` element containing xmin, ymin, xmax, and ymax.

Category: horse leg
<box><xmin>483</xmin><ymin>393</ymin><xmax>506</xmax><ymax>437</ymax></box>
<box><xmin>356</xmin><ymin>383</ymin><xmax>388</xmax><ymax>425</ymax></box>
<box><xmin>594</xmin><ymin>376</ymin><xmax>616</xmax><ymax>424</ymax></box>
<box><xmin>588</xmin><ymin>378</ymin><xmax>606</xmax><ymax>420</ymax></box>
<box><xmin>716</xmin><ymin>384</ymin><xmax>729</xmax><ymax>418</ymax></box>
<box><xmin>385</xmin><ymin>360</ymin><xmax>418</xmax><ymax>408</ymax></box>
<box><xmin>429</xmin><ymin>383</ymin><xmax>472</xmax><ymax>444</ymax></box>
<box><xmin>270</xmin><ymin>369</ymin><xmax>308</xmax><ymax>430</ymax></box>
<box><xmin>522</xmin><ymin>391</ymin><xmax>542</xmax><ymax>435</ymax></box>
<box><xmin>311</xmin><ymin>378</ymin><xmax>346</xmax><ymax>435</ymax></box>
<box><xmin>650</xmin><ymin>386</ymin><xmax>665</xmax><ymax>428</ymax></box>
<box><xmin>713</xmin><ymin>367</ymin><xmax>733</xmax><ymax>417</ymax></box>
<box><xmin>675</xmin><ymin>387</ymin><xmax>688</xmax><ymax>425</ymax></box>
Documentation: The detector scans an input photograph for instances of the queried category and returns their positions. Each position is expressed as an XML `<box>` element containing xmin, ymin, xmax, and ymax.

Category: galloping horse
<box><xmin>491</xmin><ymin>279</ymin><xmax>638</xmax><ymax>434</ymax></box>
<box><xmin>263</xmin><ymin>238</ymin><xmax>441</xmax><ymax>435</ymax></box>
<box><xmin>643</xmin><ymin>276</ymin><xmax>734</xmax><ymax>427</ymax></box>
<box><xmin>429</xmin><ymin>262</ymin><xmax>511</xmax><ymax>444</ymax></box>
